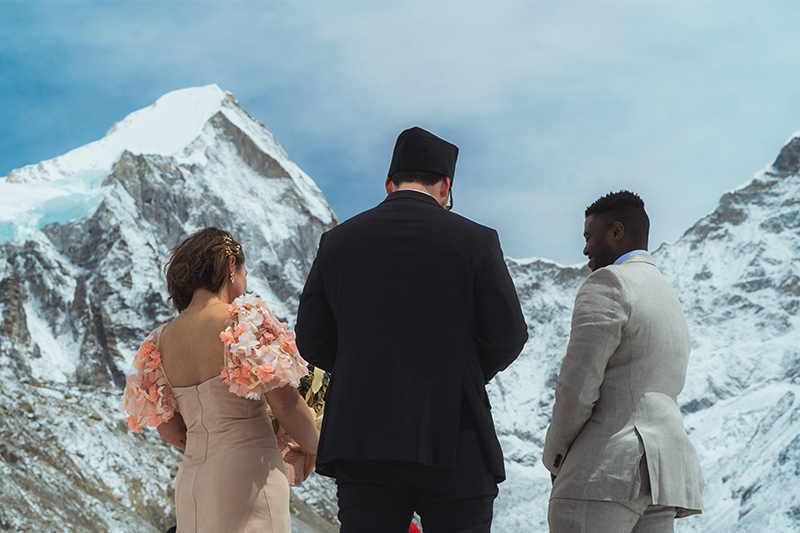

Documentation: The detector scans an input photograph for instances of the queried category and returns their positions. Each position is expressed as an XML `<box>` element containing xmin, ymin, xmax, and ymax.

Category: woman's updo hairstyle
<box><xmin>165</xmin><ymin>227</ymin><xmax>245</xmax><ymax>312</ymax></box>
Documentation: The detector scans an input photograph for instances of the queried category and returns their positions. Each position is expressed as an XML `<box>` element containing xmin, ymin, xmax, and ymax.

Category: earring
<box><xmin>230</xmin><ymin>271</ymin><xmax>235</xmax><ymax>283</ymax></box>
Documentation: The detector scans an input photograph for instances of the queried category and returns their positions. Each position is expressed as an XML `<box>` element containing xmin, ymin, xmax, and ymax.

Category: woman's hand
<box><xmin>287</xmin><ymin>441</ymin><xmax>317</xmax><ymax>481</ymax></box>
<box><xmin>157</xmin><ymin>412</ymin><xmax>187</xmax><ymax>451</ymax></box>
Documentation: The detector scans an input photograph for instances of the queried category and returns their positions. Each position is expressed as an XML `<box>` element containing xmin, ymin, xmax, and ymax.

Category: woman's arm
<box><xmin>157</xmin><ymin>411</ymin><xmax>187</xmax><ymax>451</ymax></box>
<box><xmin>266</xmin><ymin>386</ymin><xmax>319</xmax><ymax>455</ymax></box>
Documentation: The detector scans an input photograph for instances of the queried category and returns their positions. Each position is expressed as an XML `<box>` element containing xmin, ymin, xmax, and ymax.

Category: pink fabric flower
<box><xmin>231</xmin><ymin>331</ymin><xmax>259</xmax><ymax>357</ymax></box>
<box><xmin>133</xmin><ymin>342</ymin><xmax>157</xmax><ymax>371</ymax></box>
<box><xmin>219</xmin><ymin>294</ymin><xmax>309</xmax><ymax>398</ymax></box>
<box><xmin>220</xmin><ymin>330</ymin><xmax>234</xmax><ymax>346</ymax></box>
<box><xmin>151</xmin><ymin>369</ymin><xmax>168</xmax><ymax>388</ymax></box>
<box><xmin>238</xmin><ymin>307</ymin><xmax>264</xmax><ymax>330</ymax></box>
<box><xmin>146</xmin><ymin>386</ymin><xmax>159</xmax><ymax>403</ymax></box>
<box><xmin>145</xmin><ymin>350</ymin><xmax>162</xmax><ymax>370</ymax></box>
<box><xmin>230</xmin><ymin>381</ymin><xmax>250</xmax><ymax>396</ymax></box>
<box><xmin>121</xmin><ymin>323</ymin><xmax>178</xmax><ymax>432</ymax></box>
<box><xmin>140</xmin><ymin>343</ymin><xmax>157</xmax><ymax>358</ymax></box>
<box><xmin>161</xmin><ymin>393</ymin><xmax>178</xmax><ymax>413</ymax></box>
<box><xmin>283</xmin><ymin>339</ymin><xmax>298</xmax><ymax>353</ymax></box>
<box><xmin>127</xmin><ymin>416</ymin><xmax>143</xmax><ymax>433</ymax></box>
<box><xmin>255</xmin><ymin>365</ymin><xmax>275</xmax><ymax>382</ymax></box>
<box><xmin>128</xmin><ymin>371</ymin><xmax>147</xmax><ymax>388</ymax></box>
<box><xmin>147</xmin><ymin>412</ymin><xmax>163</xmax><ymax>427</ymax></box>
<box><xmin>241</xmin><ymin>293</ymin><xmax>259</xmax><ymax>307</ymax></box>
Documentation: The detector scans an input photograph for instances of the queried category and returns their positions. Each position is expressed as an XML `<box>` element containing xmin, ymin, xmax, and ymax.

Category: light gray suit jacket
<box><xmin>542</xmin><ymin>254</ymin><xmax>704</xmax><ymax>512</ymax></box>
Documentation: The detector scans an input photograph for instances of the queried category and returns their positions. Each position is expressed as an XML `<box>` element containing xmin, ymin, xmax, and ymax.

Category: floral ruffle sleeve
<box><xmin>122</xmin><ymin>324</ymin><xmax>178</xmax><ymax>432</ymax></box>
<box><xmin>220</xmin><ymin>293</ymin><xmax>309</xmax><ymax>399</ymax></box>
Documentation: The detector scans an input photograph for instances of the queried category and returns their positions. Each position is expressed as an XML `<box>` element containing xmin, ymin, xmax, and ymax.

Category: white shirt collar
<box><xmin>398</xmin><ymin>187</ymin><xmax>436</xmax><ymax>199</ymax></box>
<box><xmin>614</xmin><ymin>250</ymin><xmax>649</xmax><ymax>265</ymax></box>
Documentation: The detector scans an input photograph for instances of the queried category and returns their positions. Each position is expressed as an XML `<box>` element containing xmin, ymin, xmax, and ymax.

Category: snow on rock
<box><xmin>0</xmin><ymin>84</ymin><xmax>333</xmax><ymax>245</ymax></box>
<box><xmin>6</xmin><ymin>85</ymin><xmax>232</xmax><ymax>184</ymax></box>
<box><xmin>490</xmin><ymin>135</ymin><xmax>800</xmax><ymax>532</ymax></box>
<box><xmin>0</xmin><ymin>86</ymin><xmax>337</xmax><ymax>532</ymax></box>
<box><xmin>3</xmin><ymin>84</ymin><xmax>800</xmax><ymax>532</ymax></box>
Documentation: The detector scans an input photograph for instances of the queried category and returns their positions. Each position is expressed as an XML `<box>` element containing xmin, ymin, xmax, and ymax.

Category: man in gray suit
<box><xmin>543</xmin><ymin>191</ymin><xmax>704</xmax><ymax>532</ymax></box>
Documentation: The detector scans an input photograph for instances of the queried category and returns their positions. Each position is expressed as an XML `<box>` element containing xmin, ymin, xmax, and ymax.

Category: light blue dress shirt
<box><xmin>613</xmin><ymin>250</ymin><xmax>649</xmax><ymax>265</ymax></box>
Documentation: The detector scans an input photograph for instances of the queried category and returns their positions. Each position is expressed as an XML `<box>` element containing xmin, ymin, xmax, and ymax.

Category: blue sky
<box><xmin>2</xmin><ymin>1</ymin><xmax>800</xmax><ymax>264</ymax></box>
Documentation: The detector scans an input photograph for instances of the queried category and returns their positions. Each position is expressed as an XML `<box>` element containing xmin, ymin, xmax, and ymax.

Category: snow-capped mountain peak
<box><xmin>7</xmin><ymin>85</ymin><xmax>246</xmax><ymax>184</ymax></box>
<box><xmin>0</xmin><ymin>86</ymin><xmax>340</xmax><ymax>531</ymax></box>
<box><xmin>3</xmin><ymin>86</ymin><xmax>800</xmax><ymax>531</ymax></box>
<box><xmin>773</xmin><ymin>130</ymin><xmax>800</xmax><ymax>175</ymax></box>
<box><xmin>0</xmin><ymin>85</ymin><xmax>330</xmax><ymax>246</ymax></box>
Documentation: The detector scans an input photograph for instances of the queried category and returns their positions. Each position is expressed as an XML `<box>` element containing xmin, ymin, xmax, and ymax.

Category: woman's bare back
<box><xmin>159</xmin><ymin>298</ymin><xmax>230</xmax><ymax>387</ymax></box>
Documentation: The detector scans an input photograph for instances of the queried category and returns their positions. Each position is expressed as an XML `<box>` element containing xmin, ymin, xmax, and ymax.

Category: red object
<box><xmin>409</xmin><ymin>524</ymin><xmax>420</xmax><ymax>533</ymax></box>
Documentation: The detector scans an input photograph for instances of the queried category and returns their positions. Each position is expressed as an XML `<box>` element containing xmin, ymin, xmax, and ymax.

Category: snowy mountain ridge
<box><xmin>0</xmin><ymin>84</ymin><xmax>331</xmax><ymax>246</ymax></box>
<box><xmin>6</xmin><ymin>85</ymin><xmax>288</xmax><ymax>184</ymax></box>
<box><xmin>489</xmin><ymin>130</ymin><xmax>800</xmax><ymax>532</ymax></box>
<box><xmin>0</xmin><ymin>86</ymin><xmax>338</xmax><ymax>532</ymax></box>
<box><xmin>1</xmin><ymin>86</ymin><xmax>799</xmax><ymax>532</ymax></box>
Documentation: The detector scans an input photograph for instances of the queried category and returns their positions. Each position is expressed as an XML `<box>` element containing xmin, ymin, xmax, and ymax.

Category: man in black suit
<box><xmin>296</xmin><ymin>127</ymin><xmax>528</xmax><ymax>533</ymax></box>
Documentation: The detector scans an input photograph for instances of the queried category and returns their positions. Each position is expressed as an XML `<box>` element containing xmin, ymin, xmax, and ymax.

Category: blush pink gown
<box><xmin>124</xmin><ymin>297</ymin><xmax>310</xmax><ymax>533</ymax></box>
<box><xmin>169</xmin><ymin>376</ymin><xmax>291</xmax><ymax>533</ymax></box>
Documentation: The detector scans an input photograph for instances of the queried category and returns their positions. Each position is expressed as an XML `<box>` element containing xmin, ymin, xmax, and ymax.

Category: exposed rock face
<box><xmin>3</xmin><ymin>86</ymin><xmax>800</xmax><ymax>532</ymax></box>
<box><xmin>652</xmin><ymin>135</ymin><xmax>800</xmax><ymax>532</ymax></box>
<box><xmin>489</xmin><ymin>131</ymin><xmax>800</xmax><ymax>532</ymax></box>
<box><xmin>0</xmin><ymin>85</ymin><xmax>338</xmax><ymax>532</ymax></box>
<box><xmin>774</xmin><ymin>135</ymin><xmax>800</xmax><ymax>175</ymax></box>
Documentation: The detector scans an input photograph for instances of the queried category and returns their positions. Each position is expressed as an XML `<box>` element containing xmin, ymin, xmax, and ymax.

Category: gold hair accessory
<box><xmin>223</xmin><ymin>235</ymin><xmax>242</xmax><ymax>257</ymax></box>
<box><xmin>224</xmin><ymin>235</ymin><xmax>241</xmax><ymax>284</ymax></box>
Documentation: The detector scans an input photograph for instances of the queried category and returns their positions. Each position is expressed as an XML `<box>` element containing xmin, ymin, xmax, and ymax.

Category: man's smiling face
<box><xmin>583</xmin><ymin>214</ymin><xmax>617</xmax><ymax>272</ymax></box>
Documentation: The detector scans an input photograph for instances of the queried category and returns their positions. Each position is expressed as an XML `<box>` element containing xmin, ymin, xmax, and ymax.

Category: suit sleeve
<box><xmin>474</xmin><ymin>230</ymin><xmax>529</xmax><ymax>383</ymax></box>
<box><xmin>295</xmin><ymin>234</ymin><xmax>338</xmax><ymax>372</ymax></box>
<box><xmin>542</xmin><ymin>268</ymin><xmax>629</xmax><ymax>475</ymax></box>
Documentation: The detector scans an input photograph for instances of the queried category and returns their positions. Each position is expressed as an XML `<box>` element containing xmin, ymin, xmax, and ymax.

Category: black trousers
<box><xmin>335</xmin><ymin>429</ymin><xmax>499</xmax><ymax>533</ymax></box>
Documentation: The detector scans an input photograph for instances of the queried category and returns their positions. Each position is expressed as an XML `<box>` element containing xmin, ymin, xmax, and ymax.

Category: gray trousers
<box><xmin>548</xmin><ymin>460</ymin><xmax>676</xmax><ymax>533</ymax></box>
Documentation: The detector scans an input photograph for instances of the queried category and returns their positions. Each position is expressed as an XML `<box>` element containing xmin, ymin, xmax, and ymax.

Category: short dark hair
<box><xmin>391</xmin><ymin>170</ymin><xmax>446</xmax><ymax>187</ymax></box>
<box><xmin>585</xmin><ymin>190</ymin><xmax>649</xmax><ymax>246</ymax></box>
<box><xmin>165</xmin><ymin>227</ymin><xmax>245</xmax><ymax>312</ymax></box>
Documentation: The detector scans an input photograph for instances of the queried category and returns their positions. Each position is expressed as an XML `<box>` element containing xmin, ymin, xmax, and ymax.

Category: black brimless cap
<box><xmin>388</xmin><ymin>127</ymin><xmax>459</xmax><ymax>180</ymax></box>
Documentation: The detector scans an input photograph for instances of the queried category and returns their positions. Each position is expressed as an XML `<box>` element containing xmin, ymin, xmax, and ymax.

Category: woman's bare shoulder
<box><xmin>160</xmin><ymin>303</ymin><xmax>229</xmax><ymax>346</ymax></box>
<box><xmin>159</xmin><ymin>303</ymin><xmax>231</xmax><ymax>386</ymax></box>
<box><xmin>202</xmin><ymin>302</ymin><xmax>232</xmax><ymax>330</ymax></box>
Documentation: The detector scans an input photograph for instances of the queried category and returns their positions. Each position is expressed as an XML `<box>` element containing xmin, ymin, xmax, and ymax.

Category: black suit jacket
<box><xmin>296</xmin><ymin>190</ymin><xmax>528</xmax><ymax>482</ymax></box>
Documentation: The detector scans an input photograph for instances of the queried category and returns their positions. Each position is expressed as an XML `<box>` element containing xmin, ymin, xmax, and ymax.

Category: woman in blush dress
<box><xmin>122</xmin><ymin>227</ymin><xmax>318</xmax><ymax>533</ymax></box>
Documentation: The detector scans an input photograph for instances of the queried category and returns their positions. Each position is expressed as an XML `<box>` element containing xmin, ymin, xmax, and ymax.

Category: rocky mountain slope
<box><xmin>0</xmin><ymin>85</ymin><xmax>338</xmax><ymax>532</ymax></box>
<box><xmin>490</xmin><ymin>132</ymin><xmax>800</xmax><ymax>532</ymax></box>
<box><xmin>2</xmin><ymin>84</ymin><xmax>799</xmax><ymax>532</ymax></box>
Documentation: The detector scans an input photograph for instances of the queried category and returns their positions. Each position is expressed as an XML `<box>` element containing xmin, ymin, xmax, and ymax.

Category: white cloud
<box><xmin>3</xmin><ymin>1</ymin><xmax>800</xmax><ymax>261</ymax></box>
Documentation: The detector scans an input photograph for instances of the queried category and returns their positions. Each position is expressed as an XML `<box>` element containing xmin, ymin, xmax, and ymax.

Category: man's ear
<box><xmin>610</xmin><ymin>221</ymin><xmax>625</xmax><ymax>242</ymax></box>
<box><xmin>385</xmin><ymin>176</ymin><xmax>394</xmax><ymax>195</ymax></box>
<box><xmin>440</xmin><ymin>177</ymin><xmax>451</xmax><ymax>198</ymax></box>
